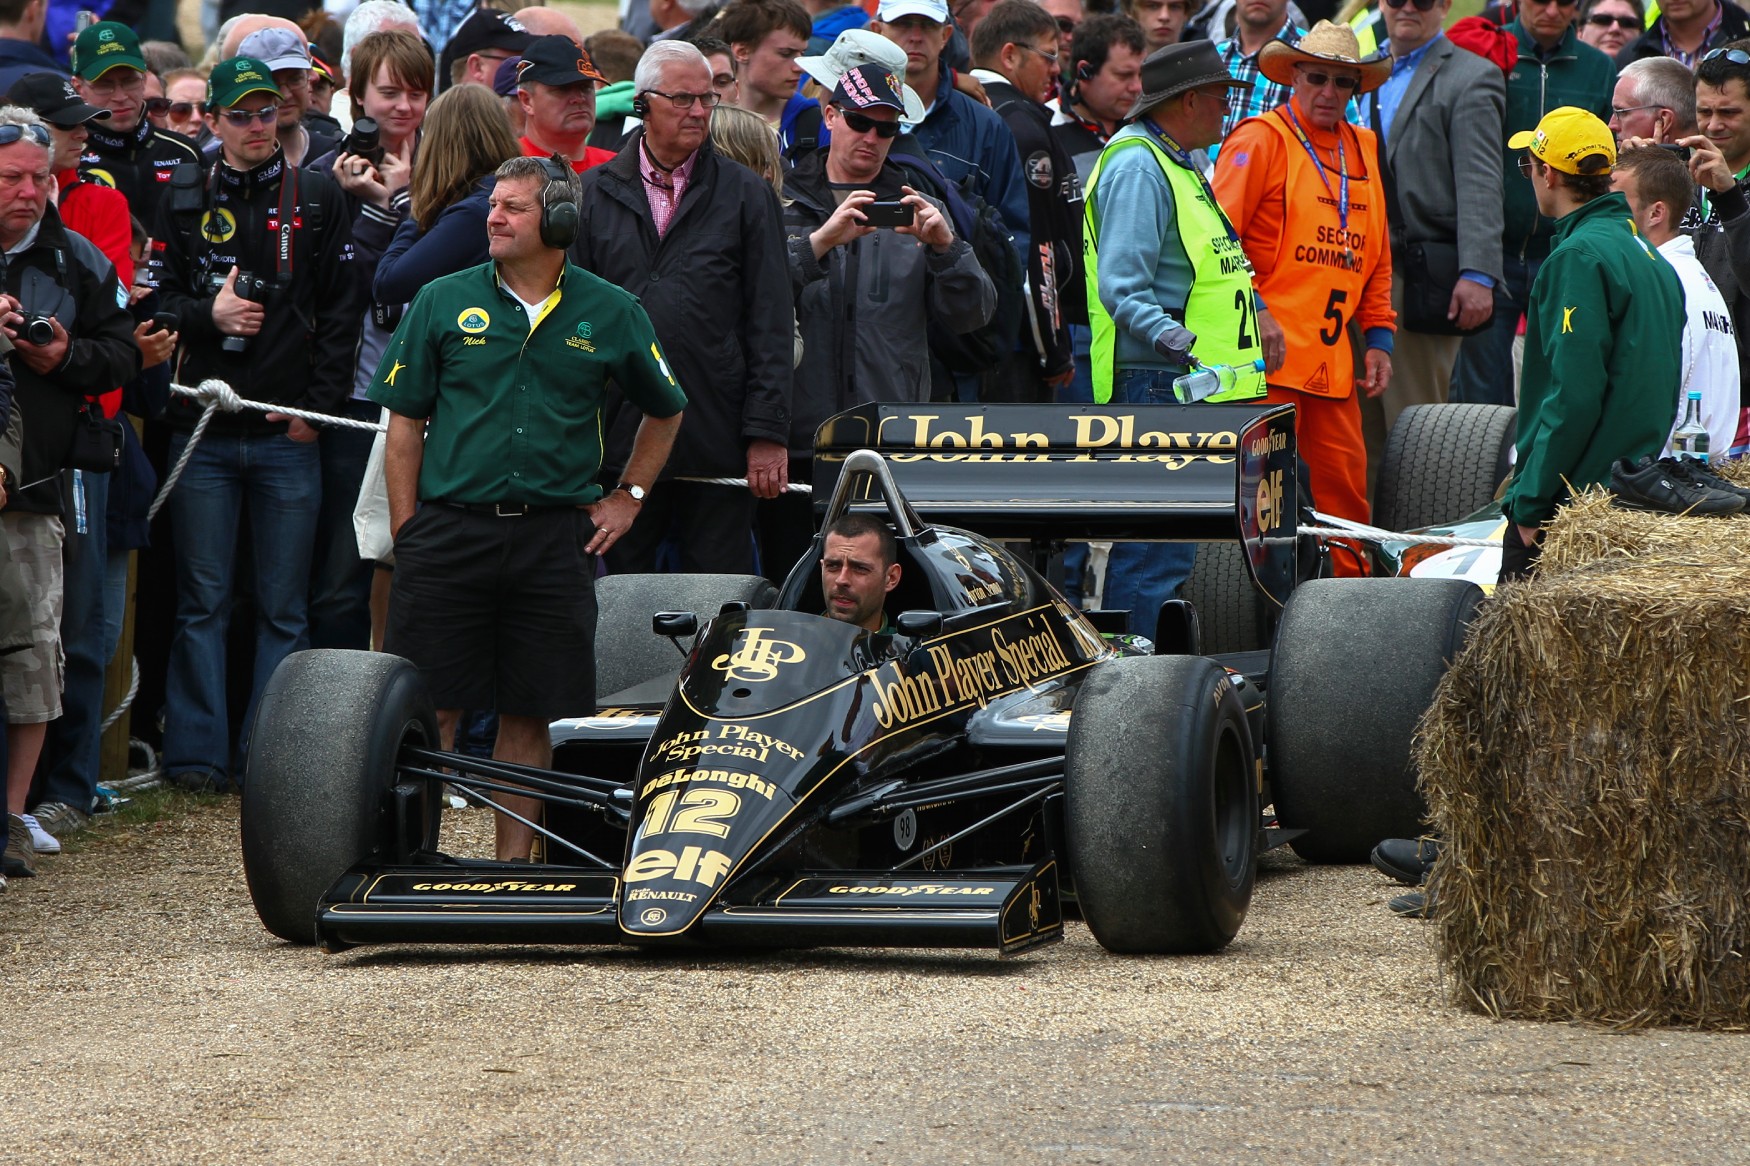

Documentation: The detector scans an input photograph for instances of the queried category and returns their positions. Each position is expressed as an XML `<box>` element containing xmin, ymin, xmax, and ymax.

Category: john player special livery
<box><xmin>241</xmin><ymin>402</ymin><xmax>1492</xmax><ymax>958</ymax></box>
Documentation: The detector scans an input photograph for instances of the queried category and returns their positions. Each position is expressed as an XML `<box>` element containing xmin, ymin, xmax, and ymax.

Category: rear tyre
<box><xmin>1182</xmin><ymin>540</ymin><xmax>1271</xmax><ymax>654</ymax></box>
<box><xmin>242</xmin><ymin>650</ymin><xmax>439</xmax><ymax>943</ymax></box>
<box><xmin>1267</xmin><ymin>579</ymin><xmax>1483</xmax><ymax>863</ymax></box>
<box><xmin>1374</xmin><ymin>403</ymin><xmax>1516</xmax><ymax>534</ymax></box>
<box><xmin>593</xmin><ymin>573</ymin><xmax>778</xmax><ymax>700</ymax></box>
<box><xmin>1066</xmin><ymin>655</ymin><xmax>1258</xmax><ymax>953</ymax></box>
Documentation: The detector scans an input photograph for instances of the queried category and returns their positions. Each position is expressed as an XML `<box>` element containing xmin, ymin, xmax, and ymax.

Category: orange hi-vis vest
<box><xmin>1241</xmin><ymin>109</ymin><xmax>1388</xmax><ymax>401</ymax></box>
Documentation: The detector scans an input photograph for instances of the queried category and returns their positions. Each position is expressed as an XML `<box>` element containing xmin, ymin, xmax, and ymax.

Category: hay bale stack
<box><xmin>1537</xmin><ymin>486</ymin><xmax>1750</xmax><ymax>576</ymax></box>
<box><xmin>1418</xmin><ymin>556</ymin><xmax>1750</xmax><ymax>1028</ymax></box>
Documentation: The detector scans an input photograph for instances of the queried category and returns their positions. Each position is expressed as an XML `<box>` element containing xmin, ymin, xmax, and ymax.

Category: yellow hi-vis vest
<box><xmin>1083</xmin><ymin>134</ymin><xmax>1267</xmax><ymax>405</ymax></box>
<box><xmin>1349</xmin><ymin>6</ymin><xmax>1385</xmax><ymax>58</ymax></box>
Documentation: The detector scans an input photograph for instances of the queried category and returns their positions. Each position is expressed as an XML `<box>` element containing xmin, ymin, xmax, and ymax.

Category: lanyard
<box><xmin>1142</xmin><ymin>117</ymin><xmax>1245</xmax><ymax>249</ymax></box>
<box><xmin>1282</xmin><ymin>103</ymin><xmax>1352</xmax><ymax>261</ymax></box>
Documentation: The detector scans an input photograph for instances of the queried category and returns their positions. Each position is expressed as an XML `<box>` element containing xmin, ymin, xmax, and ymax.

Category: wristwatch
<box><xmin>614</xmin><ymin>482</ymin><xmax>646</xmax><ymax>502</ymax></box>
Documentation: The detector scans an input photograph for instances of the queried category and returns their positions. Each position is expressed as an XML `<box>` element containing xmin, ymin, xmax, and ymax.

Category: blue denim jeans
<box><xmin>164</xmin><ymin>430</ymin><xmax>321</xmax><ymax>783</ymax></box>
<box><xmin>308</xmin><ymin>399</ymin><xmax>380</xmax><ymax>650</ymax></box>
<box><xmin>1451</xmin><ymin>252</ymin><xmax>1537</xmax><ymax>407</ymax></box>
<box><xmin>1104</xmin><ymin>368</ymin><xmax>1199</xmax><ymax>638</ymax></box>
<box><xmin>39</xmin><ymin>471</ymin><xmax>106</xmax><ymax>812</ymax></box>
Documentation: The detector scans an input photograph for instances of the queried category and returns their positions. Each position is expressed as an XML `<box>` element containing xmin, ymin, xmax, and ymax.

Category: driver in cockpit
<box><xmin>820</xmin><ymin>513</ymin><xmax>901</xmax><ymax>634</ymax></box>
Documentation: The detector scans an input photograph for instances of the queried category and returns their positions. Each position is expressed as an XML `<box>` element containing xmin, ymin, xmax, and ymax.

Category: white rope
<box><xmin>676</xmin><ymin>475</ymin><xmax>813</xmax><ymax>494</ymax></box>
<box><xmin>1303</xmin><ymin>510</ymin><xmax>1500</xmax><ymax>549</ymax></box>
<box><xmin>168</xmin><ymin>381</ymin><xmax>387</xmax><ymax>432</ymax></box>
<box><xmin>99</xmin><ymin>656</ymin><xmax>139</xmax><ymax>733</ymax></box>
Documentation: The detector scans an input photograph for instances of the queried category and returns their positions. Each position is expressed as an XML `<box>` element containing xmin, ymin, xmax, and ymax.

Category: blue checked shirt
<box><xmin>1212</xmin><ymin>24</ymin><xmax>1364</xmax><ymax>155</ymax></box>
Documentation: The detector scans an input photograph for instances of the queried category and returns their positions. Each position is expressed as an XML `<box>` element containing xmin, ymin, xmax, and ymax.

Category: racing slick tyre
<box><xmin>594</xmin><ymin>573</ymin><xmax>778</xmax><ymax>699</ymax></box>
<box><xmin>1373</xmin><ymin>403</ymin><xmax>1516</xmax><ymax>535</ymax></box>
<box><xmin>1182</xmin><ymin>541</ymin><xmax>1271</xmax><ymax>655</ymax></box>
<box><xmin>242</xmin><ymin>650</ymin><xmax>439</xmax><ymax>944</ymax></box>
<box><xmin>1065</xmin><ymin>655</ymin><xmax>1258</xmax><ymax>954</ymax></box>
<box><xmin>1266</xmin><ymin>578</ymin><xmax>1483</xmax><ymax>864</ymax></box>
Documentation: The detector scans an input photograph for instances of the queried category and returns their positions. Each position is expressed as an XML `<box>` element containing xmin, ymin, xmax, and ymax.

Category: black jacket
<box><xmin>982</xmin><ymin>76</ymin><xmax>1083</xmax><ymax>375</ymax></box>
<box><xmin>152</xmin><ymin>149</ymin><xmax>363</xmax><ymax>435</ymax></box>
<box><xmin>571</xmin><ymin>132</ymin><xmax>793</xmax><ymax>479</ymax></box>
<box><xmin>81</xmin><ymin>116</ymin><xmax>202</xmax><ymax>230</ymax></box>
<box><xmin>4</xmin><ymin>203</ymin><xmax>141</xmax><ymax>515</ymax></box>
<box><xmin>1617</xmin><ymin>3</ymin><xmax>1750</xmax><ymax>67</ymax></box>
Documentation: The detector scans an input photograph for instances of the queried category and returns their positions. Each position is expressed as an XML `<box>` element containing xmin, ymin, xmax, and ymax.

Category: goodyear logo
<box><xmin>827</xmin><ymin>884</ymin><xmax>998</xmax><ymax>897</ymax></box>
<box><xmin>199</xmin><ymin>208</ymin><xmax>236</xmax><ymax>244</ymax></box>
<box><xmin>458</xmin><ymin>307</ymin><xmax>490</xmax><ymax>333</ymax></box>
<box><xmin>710</xmin><ymin>627</ymin><xmax>805</xmax><ymax>683</ymax></box>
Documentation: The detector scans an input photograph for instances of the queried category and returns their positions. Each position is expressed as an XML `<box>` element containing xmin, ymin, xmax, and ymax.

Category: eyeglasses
<box><xmin>1021</xmin><ymin>43</ymin><xmax>1060</xmax><ymax>64</ymax></box>
<box><xmin>0</xmin><ymin>123</ymin><xmax>51</xmax><ymax>148</ymax></box>
<box><xmin>166</xmin><ymin>101</ymin><xmax>204</xmax><ymax>117</ymax></box>
<box><xmin>1295</xmin><ymin>68</ymin><xmax>1362</xmax><ymax>92</ymax></box>
<box><xmin>1054</xmin><ymin>15</ymin><xmax>1078</xmax><ymax>32</ymax></box>
<box><xmin>1382</xmin><ymin>0</ymin><xmax>1441</xmax><ymax>11</ymax></box>
<box><xmin>1516</xmin><ymin>153</ymin><xmax>1544</xmax><ymax>176</ymax></box>
<box><xmin>1586</xmin><ymin>12</ymin><xmax>1640</xmax><ymax>27</ymax></box>
<box><xmin>217</xmin><ymin>106</ymin><xmax>281</xmax><ymax>126</ymax></box>
<box><xmin>1610</xmin><ymin>102</ymin><xmax>1660</xmax><ymax>118</ymax></box>
<box><xmin>837</xmin><ymin>108</ymin><xmax>902</xmax><ymax>138</ymax></box>
<box><xmin>643</xmin><ymin>88</ymin><xmax>721</xmax><ymax>109</ymax></box>
<box><xmin>1704</xmin><ymin>47</ymin><xmax>1750</xmax><ymax>65</ymax></box>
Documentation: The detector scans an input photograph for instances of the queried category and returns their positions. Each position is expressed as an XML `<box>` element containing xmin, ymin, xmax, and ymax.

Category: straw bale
<box><xmin>1537</xmin><ymin>485</ymin><xmax>1750</xmax><ymax>576</ymax></box>
<box><xmin>1417</xmin><ymin>556</ymin><xmax>1750</xmax><ymax>1028</ymax></box>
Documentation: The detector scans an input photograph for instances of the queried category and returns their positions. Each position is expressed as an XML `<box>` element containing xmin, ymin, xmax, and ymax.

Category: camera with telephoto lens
<box><xmin>343</xmin><ymin>117</ymin><xmax>383</xmax><ymax>166</ymax></box>
<box><xmin>220</xmin><ymin>271</ymin><xmax>271</xmax><ymax>353</ymax></box>
<box><xmin>19</xmin><ymin>313</ymin><xmax>53</xmax><ymax>347</ymax></box>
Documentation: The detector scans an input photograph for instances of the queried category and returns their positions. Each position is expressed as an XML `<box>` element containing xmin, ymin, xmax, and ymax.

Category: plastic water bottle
<box><xmin>1172</xmin><ymin>358</ymin><xmax>1268</xmax><ymax>403</ymax></box>
<box><xmin>1673</xmin><ymin>390</ymin><xmax>1710</xmax><ymax>463</ymax></box>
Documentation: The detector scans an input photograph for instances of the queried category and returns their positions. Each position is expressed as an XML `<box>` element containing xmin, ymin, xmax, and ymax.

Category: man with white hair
<box><xmin>343</xmin><ymin>0</ymin><xmax>424</xmax><ymax>80</ymax></box>
<box><xmin>571</xmin><ymin>39</ymin><xmax>795</xmax><ymax>577</ymax></box>
<box><xmin>517</xmin><ymin>34</ymin><xmax>615</xmax><ymax>171</ymax></box>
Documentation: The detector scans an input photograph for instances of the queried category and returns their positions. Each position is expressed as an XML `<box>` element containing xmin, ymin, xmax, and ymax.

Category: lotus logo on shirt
<box><xmin>457</xmin><ymin>308</ymin><xmax>490</xmax><ymax>334</ymax></box>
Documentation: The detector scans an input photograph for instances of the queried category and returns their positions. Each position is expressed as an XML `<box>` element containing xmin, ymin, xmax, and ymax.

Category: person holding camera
<box><xmin>0</xmin><ymin>105</ymin><xmax>139</xmax><ymax>857</ymax></box>
<box><xmin>149</xmin><ymin>57</ymin><xmax>363</xmax><ymax>793</ymax></box>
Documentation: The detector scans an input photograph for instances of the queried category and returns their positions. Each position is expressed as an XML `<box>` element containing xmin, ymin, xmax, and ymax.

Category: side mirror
<box><xmin>895</xmin><ymin>610</ymin><xmax>943</xmax><ymax>638</ymax></box>
<box><xmin>653</xmin><ymin>611</ymin><xmax>698</xmax><ymax>638</ymax></box>
<box><xmin>718</xmin><ymin>601</ymin><xmax>751</xmax><ymax>615</ymax></box>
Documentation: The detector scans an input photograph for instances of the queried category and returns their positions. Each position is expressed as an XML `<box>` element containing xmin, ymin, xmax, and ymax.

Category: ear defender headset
<box><xmin>1075</xmin><ymin>59</ymin><xmax>1094</xmax><ymax>82</ymax></box>
<box><xmin>631</xmin><ymin>91</ymin><xmax>651</xmax><ymax>118</ymax></box>
<box><xmin>536</xmin><ymin>153</ymin><xmax>579</xmax><ymax>249</ymax></box>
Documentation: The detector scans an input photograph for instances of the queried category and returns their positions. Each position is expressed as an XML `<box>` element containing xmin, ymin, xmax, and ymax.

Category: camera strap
<box><xmin>275</xmin><ymin>165</ymin><xmax>298</xmax><ymax>283</ymax></box>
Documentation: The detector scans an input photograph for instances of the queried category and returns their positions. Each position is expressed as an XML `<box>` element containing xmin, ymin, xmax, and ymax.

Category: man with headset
<box><xmin>371</xmin><ymin>154</ymin><xmax>687</xmax><ymax>863</ymax></box>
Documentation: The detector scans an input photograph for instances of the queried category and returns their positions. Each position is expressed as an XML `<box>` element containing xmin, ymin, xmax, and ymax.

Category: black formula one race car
<box><xmin>241</xmin><ymin>402</ymin><xmax>1492</xmax><ymax>957</ymax></box>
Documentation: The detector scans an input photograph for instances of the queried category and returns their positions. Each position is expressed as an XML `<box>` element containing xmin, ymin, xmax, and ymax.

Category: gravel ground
<box><xmin>1</xmin><ymin>798</ymin><xmax>1745</xmax><ymax>1165</ymax></box>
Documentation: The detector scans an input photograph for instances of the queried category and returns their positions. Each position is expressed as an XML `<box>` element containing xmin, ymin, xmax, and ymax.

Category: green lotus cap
<box><xmin>71</xmin><ymin>21</ymin><xmax>146</xmax><ymax>80</ymax></box>
<box><xmin>207</xmin><ymin>57</ymin><xmax>282</xmax><ymax>110</ymax></box>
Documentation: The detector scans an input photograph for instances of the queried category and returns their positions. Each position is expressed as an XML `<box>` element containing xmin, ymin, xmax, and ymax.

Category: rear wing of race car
<box><xmin>813</xmin><ymin>403</ymin><xmax>1299</xmax><ymax>608</ymax></box>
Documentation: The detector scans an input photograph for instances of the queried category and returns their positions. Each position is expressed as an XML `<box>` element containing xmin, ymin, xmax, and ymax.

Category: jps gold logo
<box><xmin>711</xmin><ymin>628</ymin><xmax>805</xmax><ymax>683</ymax></box>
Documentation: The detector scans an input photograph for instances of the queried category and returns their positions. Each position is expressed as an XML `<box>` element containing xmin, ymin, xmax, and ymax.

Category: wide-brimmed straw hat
<box><xmin>1258</xmin><ymin>21</ymin><xmax>1392</xmax><ymax>94</ymax></box>
<box><xmin>1126</xmin><ymin>41</ymin><xmax>1252</xmax><ymax>121</ymax></box>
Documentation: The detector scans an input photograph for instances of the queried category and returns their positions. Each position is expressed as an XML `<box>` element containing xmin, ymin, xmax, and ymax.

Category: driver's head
<box><xmin>821</xmin><ymin>514</ymin><xmax>900</xmax><ymax>632</ymax></box>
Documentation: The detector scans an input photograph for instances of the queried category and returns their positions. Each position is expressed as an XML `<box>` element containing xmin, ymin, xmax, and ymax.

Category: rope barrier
<box><xmin>676</xmin><ymin>476</ymin><xmax>814</xmax><ymax>494</ymax></box>
<box><xmin>1303</xmin><ymin>511</ymin><xmax>1501</xmax><ymax>549</ymax></box>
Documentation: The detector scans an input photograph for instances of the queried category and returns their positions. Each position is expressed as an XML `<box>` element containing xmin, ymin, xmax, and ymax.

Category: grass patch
<box><xmin>55</xmin><ymin>785</ymin><xmax>232</xmax><ymax>856</ymax></box>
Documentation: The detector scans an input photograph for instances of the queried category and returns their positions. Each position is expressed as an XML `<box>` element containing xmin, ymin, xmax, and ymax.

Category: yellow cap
<box><xmin>1508</xmin><ymin>106</ymin><xmax>1616</xmax><ymax>175</ymax></box>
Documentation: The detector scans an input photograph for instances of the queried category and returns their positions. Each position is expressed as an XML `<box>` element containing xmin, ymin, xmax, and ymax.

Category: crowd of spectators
<box><xmin>0</xmin><ymin>0</ymin><xmax>1747</xmax><ymax>885</ymax></box>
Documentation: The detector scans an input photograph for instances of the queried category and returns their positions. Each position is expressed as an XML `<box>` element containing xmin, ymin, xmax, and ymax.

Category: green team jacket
<box><xmin>1505</xmin><ymin>191</ymin><xmax>1684</xmax><ymax>528</ymax></box>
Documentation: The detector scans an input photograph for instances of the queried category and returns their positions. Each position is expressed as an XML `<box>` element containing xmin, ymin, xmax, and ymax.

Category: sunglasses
<box><xmin>144</xmin><ymin>97</ymin><xmax>201</xmax><ymax>117</ymax></box>
<box><xmin>1295</xmin><ymin>69</ymin><xmax>1362</xmax><ymax>92</ymax></box>
<box><xmin>0</xmin><ymin>123</ymin><xmax>50</xmax><ymax>147</ymax></box>
<box><xmin>217</xmin><ymin>105</ymin><xmax>280</xmax><ymax>126</ymax></box>
<box><xmin>1022</xmin><ymin>43</ymin><xmax>1060</xmax><ymax>64</ymax></box>
<box><xmin>1382</xmin><ymin>0</ymin><xmax>1441</xmax><ymax>10</ymax></box>
<box><xmin>1523</xmin><ymin>0</ymin><xmax>1579</xmax><ymax>8</ymax></box>
<box><xmin>1516</xmin><ymin>153</ymin><xmax>1544</xmax><ymax>176</ymax></box>
<box><xmin>1586</xmin><ymin>11</ymin><xmax>1640</xmax><ymax>27</ymax></box>
<box><xmin>837</xmin><ymin>108</ymin><xmax>901</xmax><ymax>138</ymax></box>
<box><xmin>1704</xmin><ymin>47</ymin><xmax>1750</xmax><ymax>64</ymax></box>
<box><xmin>1054</xmin><ymin>15</ymin><xmax>1078</xmax><ymax>32</ymax></box>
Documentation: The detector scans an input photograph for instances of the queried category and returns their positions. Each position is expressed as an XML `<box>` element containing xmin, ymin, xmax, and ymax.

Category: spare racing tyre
<box><xmin>1066</xmin><ymin>655</ymin><xmax>1258</xmax><ymax>953</ymax></box>
<box><xmin>1182</xmin><ymin>540</ymin><xmax>1272</xmax><ymax>655</ymax></box>
<box><xmin>1266</xmin><ymin>578</ymin><xmax>1483</xmax><ymax>864</ymax></box>
<box><xmin>594</xmin><ymin>573</ymin><xmax>778</xmax><ymax>700</ymax></box>
<box><xmin>1373</xmin><ymin>403</ymin><xmax>1516</xmax><ymax>535</ymax></box>
<box><xmin>242</xmin><ymin>650</ymin><xmax>439</xmax><ymax>944</ymax></box>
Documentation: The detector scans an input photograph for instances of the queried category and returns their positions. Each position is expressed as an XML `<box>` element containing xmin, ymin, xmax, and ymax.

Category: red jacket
<box><xmin>57</xmin><ymin>169</ymin><xmax>133</xmax><ymax>417</ymax></box>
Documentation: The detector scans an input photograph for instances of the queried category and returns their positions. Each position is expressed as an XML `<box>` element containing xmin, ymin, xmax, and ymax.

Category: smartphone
<box><xmin>863</xmin><ymin>200</ymin><xmax>915</xmax><ymax>229</ymax></box>
<box><xmin>152</xmin><ymin>311</ymin><xmax>178</xmax><ymax>334</ymax></box>
<box><xmin>1660</xmin><ymin>143</ymin><xmax>1692</xmax><ymax>162</ymax></box>
<box><xmin>74</xmin><ymin>8</ymin><xmax>97</xmax><ymax>31</ymax></box>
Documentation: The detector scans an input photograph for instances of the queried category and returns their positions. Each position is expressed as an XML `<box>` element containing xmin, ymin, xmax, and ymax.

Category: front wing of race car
<box><xmin>314</xmin><ymin>860</ymin><xmax>1063</xmax><ymax>955</ymax></box>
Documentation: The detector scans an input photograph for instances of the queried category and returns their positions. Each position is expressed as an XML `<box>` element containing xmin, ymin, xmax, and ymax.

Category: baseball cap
<box><xmin>207</xmin><ymin>57</ymin><xmax>283</xmax><ymax>110</ymax></box>
<box><xmin>799</xmin><ymin>29</ymin><xmax>924</xmax><ymax>122</ymax></box>
<box><xmin>492</xmin><ymin>55</ymin><xmax>523</xmax><ymax>97</ymax></box>
<box><xmin>447</xmin><ymin>7</ymin><xmax>533</xmax><ymax>59</ymax></box>
<box><xmin>875</xmin><ymin>0</ymin><xmax>950</xmax><ymax>23</ymax></box>
<box><xmin>71</xmin><ymin>20</ymin><xmax>146</xmax><ymax>81</ymax></box>
<box><xmin>7</xmin><ymin>72</ymin><xmax>109</xmax><ymax>127</ymax></box>
<box><xmin>831</xmin><ymin>62</ymin><xmax>909</xmax><ymax>116</ymax></box>
<box><xmin>515</xmin><ymin>35</ymin><xmax>606</xmax><ymax>88</ymax></box>
<box><xmin>308</xmin><ymin>44</ymin><xmax>338</xmax><ymax>85</ymax></box>
<box><xmin>238</xmin><ymin>27</ymin><xmax>313</xmax><ymax>73</ymax></box>
<box><xmin>1508</xmin><ymin>106</ymin><xmax>1616</xmax><ymax>175</ymax></box>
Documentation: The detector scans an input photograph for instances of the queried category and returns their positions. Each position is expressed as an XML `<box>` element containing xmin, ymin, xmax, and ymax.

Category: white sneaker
<box><xmin>20</xmin><ymin>813</ymin><xmax>58</xmax><ymax>855</ymax></box>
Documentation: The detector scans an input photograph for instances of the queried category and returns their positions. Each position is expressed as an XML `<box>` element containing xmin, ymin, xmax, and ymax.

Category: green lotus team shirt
<box><xmin>369</xmin><ymin>260</ymin><xmax>687</xmax><ymax>506</ymax></box>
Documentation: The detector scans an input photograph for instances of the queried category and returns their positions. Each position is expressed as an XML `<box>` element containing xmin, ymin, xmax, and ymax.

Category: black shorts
<box><xmin>385</xmin><ymin>504</ymin><xmax>597</xmax><ymax>720</ymax></box>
